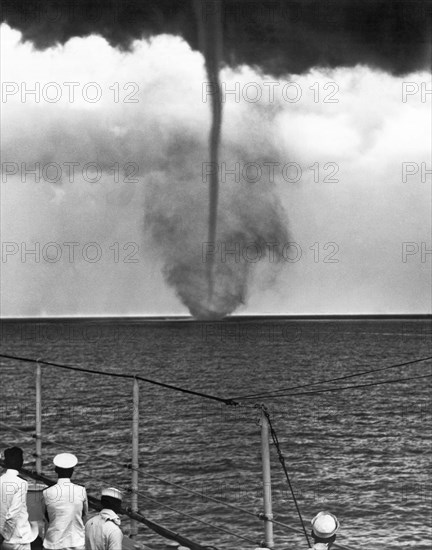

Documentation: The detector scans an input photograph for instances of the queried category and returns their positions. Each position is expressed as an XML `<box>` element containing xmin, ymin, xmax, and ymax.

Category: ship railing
<box><xmin>0</xmin><ymin>352</ymin><xmax>368</xmax><ymax>550</ymax></box>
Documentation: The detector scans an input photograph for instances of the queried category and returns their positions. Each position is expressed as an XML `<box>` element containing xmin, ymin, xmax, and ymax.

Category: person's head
<box><xmin>53</xmin><ymin>453</ymin><xmax>77</xmax><ymax>478</ymax></box>
<box><xmin>100</xmin><ymin>488</ymin><xmax>122</xmax><ymax>514</ymax></box>
<box><xmin>55</xmin><ymin>466</ymin><xmax>74</xmax><ymax>479</ymax></box>
<box><xmin>4</xmin><ymin>447</ymin><xmax>24</xmax><ymax>470</ymax></box>
<box><xmin>311</xmin><ymin>511</ymin><xmax>339</xmax><ymax>548</ymax></box>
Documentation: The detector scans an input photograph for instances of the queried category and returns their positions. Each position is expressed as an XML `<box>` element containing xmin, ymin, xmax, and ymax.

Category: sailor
<box><xmin>0</xmin><ymin>447</ymin><xmax>38</xmax><ymax>550</ymax></box>
<box><xmin>42</xmin><ymin>453</ymin><xmax>88</xmax><ymax>550</ymax></box>
<box><xmin>310</xmin><ymin>511</ymin><xmax>339</xmax><ymax>549</ymax></box>
<box><xmin>84</xmin><ymin>488</ymin><xmax>123</xmax><ymax>550</ymax></box>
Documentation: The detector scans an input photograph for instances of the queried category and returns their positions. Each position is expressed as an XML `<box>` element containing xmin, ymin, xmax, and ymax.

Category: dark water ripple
<box><xmin>0</xmin><ymin>319</ymin><xmax>431</xmax><ymax>549</ymax></box>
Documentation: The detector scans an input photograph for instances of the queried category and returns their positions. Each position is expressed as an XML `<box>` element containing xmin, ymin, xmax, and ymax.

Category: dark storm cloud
<box><xmin>2</xmin><ymin>0</ymin><xmax>431</xmax><ymax>75</ymax></box>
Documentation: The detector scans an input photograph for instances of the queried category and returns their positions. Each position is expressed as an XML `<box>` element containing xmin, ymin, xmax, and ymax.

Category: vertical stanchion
<box><xmin>35</xmin><ymin>361</ymin><xmax>42</xmax><ymax>474</ymax></box>
<box><xmin>260</xmin><ymin>407</ymin><xmax>274</xmax><ymax>548</ymax></box>
<box><xmin>131</xmin><ymin>377</ymin><xmax>139</xmax><ymax>537</ymax></box>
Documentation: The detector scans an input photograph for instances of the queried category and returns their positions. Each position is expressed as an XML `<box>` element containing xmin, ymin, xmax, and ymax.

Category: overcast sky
<box><xmin>1</xmin><ymin>20</ymin><xmax>431</xmax><ymax>317</ymax></box>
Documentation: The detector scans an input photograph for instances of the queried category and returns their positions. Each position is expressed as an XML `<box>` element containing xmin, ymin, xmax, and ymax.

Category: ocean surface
<box><xmin>0</xmin><ymin>318</ymin><xmax>431</xmax><ymax>549</ymax></box>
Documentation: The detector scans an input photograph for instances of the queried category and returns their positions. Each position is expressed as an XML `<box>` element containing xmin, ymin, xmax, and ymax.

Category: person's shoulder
<box><xmin>17</xmin><ymin>475</ymin><xmax>29</xmax><ymax>489</ymax></box>
<box><xmin>106</xmin><ymin>520</ymin><xmax>122</xmax><ymax>533</ymax></box>
<box><xmin>85</xmin><ymin>513</ymin><xmax>99</xmax><ymax>526</ymax></box>
<box><xmin>0</xmin><ymin>473</ymin><xmax>27</xmax><ymax>487</ymax></box>
<box><xmin>43</xmin><ymin>483</ymin><xmax>59</xmax><ymax>496</ymax></box>
<box><xmin>71</xmin><ymin>482</ymin><xmax>87</xmax><ymax>498</ymax></box>
<box><xmin>42</xmin><ymin>485</ymin><xmax>52</xmax><ymax>498</ymax></box>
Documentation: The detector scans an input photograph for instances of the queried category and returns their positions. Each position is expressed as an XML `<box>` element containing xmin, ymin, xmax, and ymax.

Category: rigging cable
<box><xmin>0</xmin><ymin>353</ymin><xmax>238</xmax><ymax>406</ymax></box>
<box><xmin>248</xmin><ymin>372</ymin><xmax>432</xmax><ymax>399</ymax></box>
<box><xmin>232</xmin><ymin>355</ymin><xmax>432</xmax><ymax>400</ymax></box>
<box><xmin>260</xmin><ymin>405</ymin><xmax>311</xmax><ymax>548</ymax></box>
<box><xmin>2</xmin><ymin>351</ymin><xmax>429</xmax><ymax>402</ymax></box>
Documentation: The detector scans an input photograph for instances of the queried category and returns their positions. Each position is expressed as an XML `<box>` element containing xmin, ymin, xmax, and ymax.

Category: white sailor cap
<box><xmin>311</xmin><ymin>511</ymin><xmax>339</xmax><ymax>538</ymax></box>
<box><xmin>53</xmin><ymin>453</ymin><xmax>78</xmax><ymax>468</ymax></box>
<box><xmin>101</xmin><ymin>487</ymin><xmax>123</xmax><ymax>501</ymax></box>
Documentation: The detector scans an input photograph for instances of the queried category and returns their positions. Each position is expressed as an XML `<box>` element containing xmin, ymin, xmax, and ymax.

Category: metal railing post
<box><xmin>131</xmin><ymin>377</ymin><xmax>139</xmax><ymax>537</ymax></box>
<box><xmin>260</xmin><ymin>407</ymin><xmax>274</xmax><ymax>548</ymax></box>
<box><xmin>35</xmin><ymin>361</ymin><xmax>42</xmax><ymax>474</ymax></box>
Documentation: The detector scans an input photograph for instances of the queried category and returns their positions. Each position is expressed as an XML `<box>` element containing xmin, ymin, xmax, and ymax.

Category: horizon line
<box><xmin>1</xmin><ymin>313</ymin><xmax>431</xmax><ymax>322</ymax></box>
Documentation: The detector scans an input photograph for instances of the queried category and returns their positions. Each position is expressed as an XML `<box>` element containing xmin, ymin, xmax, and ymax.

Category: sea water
<box><xmin>0</xmin><ymin>318</ymin><xmax>431</xmax><ymax>549</ymax></box>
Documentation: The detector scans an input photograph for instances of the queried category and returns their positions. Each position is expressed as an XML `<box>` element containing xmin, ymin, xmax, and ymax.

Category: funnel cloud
<box><xmin>193</xmin><ymin>0</ymin><xmax>223</xmax><ymax>304</ymax></box>
<box><xmin>144</xmin><ymin>167</ymin><xmax>290</xmax><ymax>319</ymax></box>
